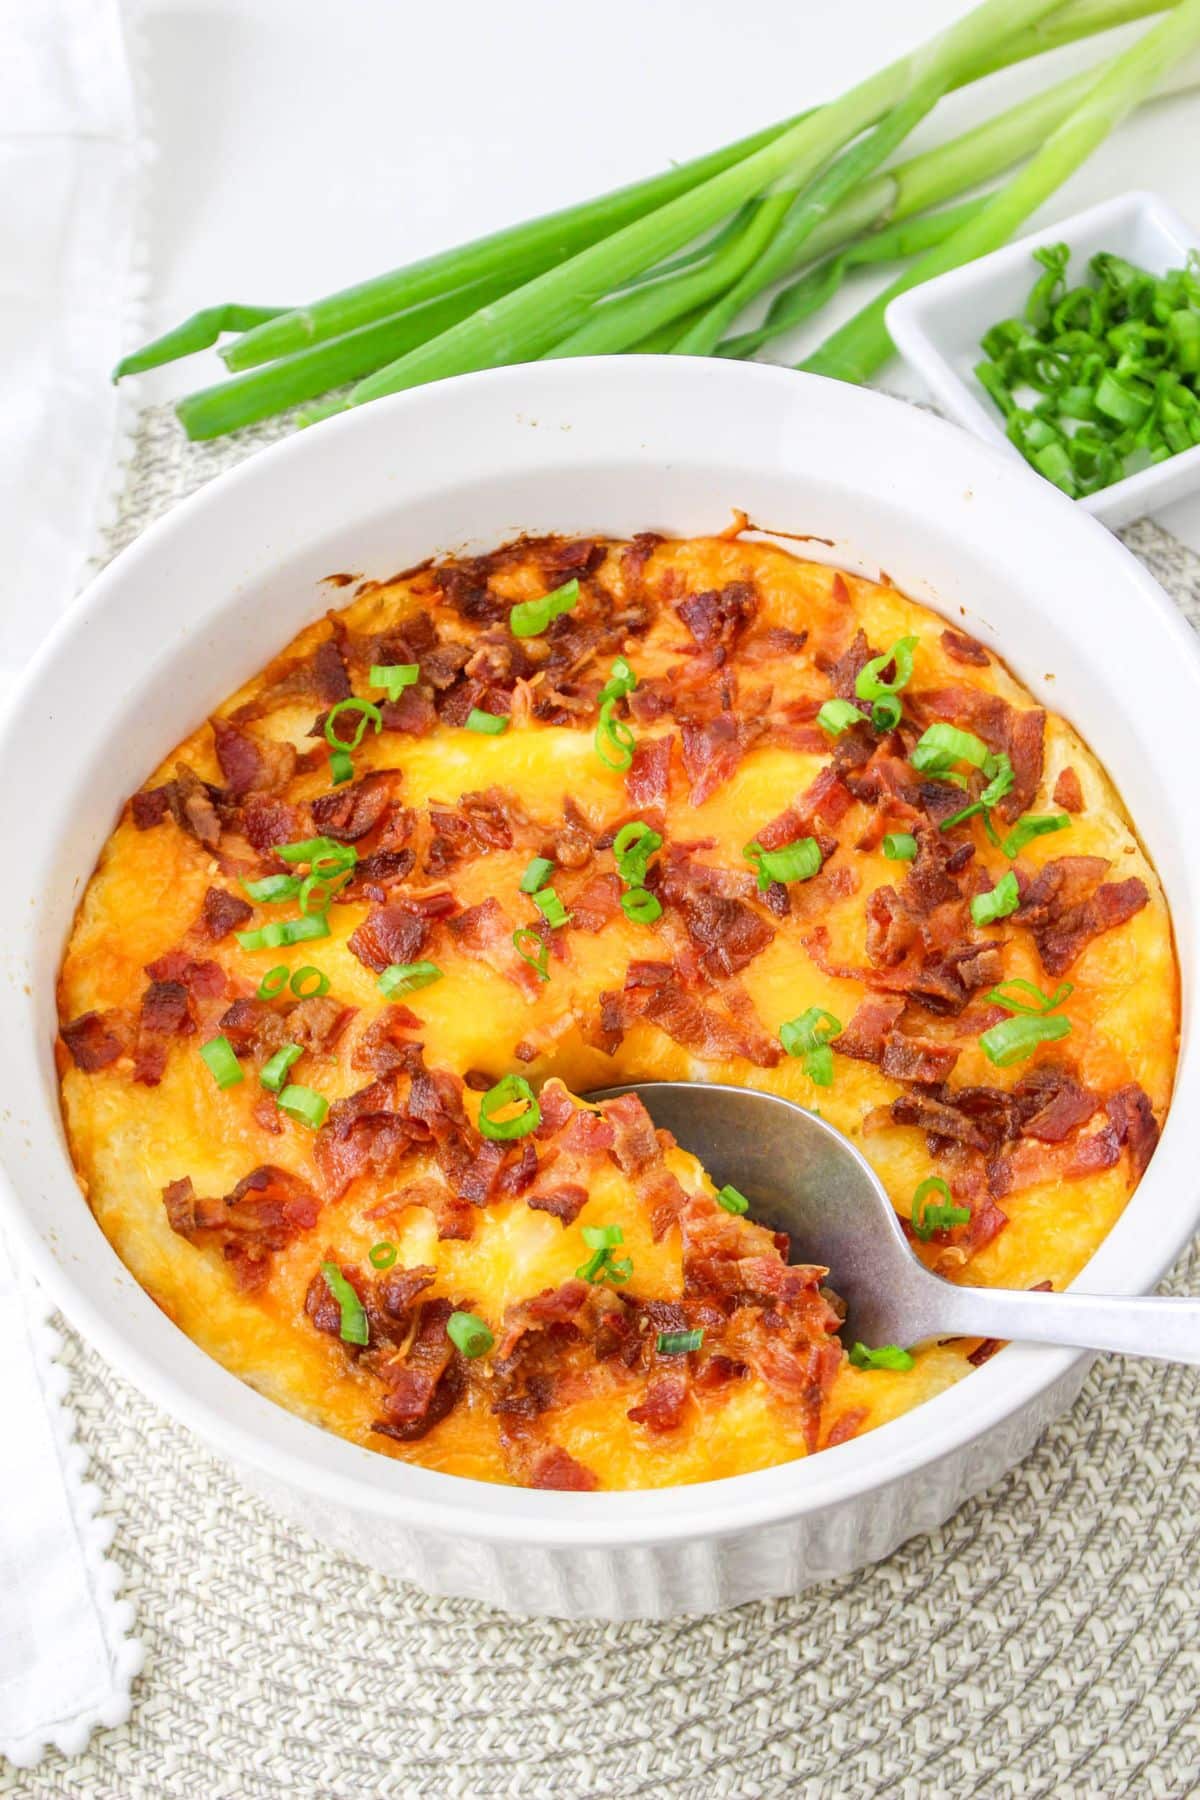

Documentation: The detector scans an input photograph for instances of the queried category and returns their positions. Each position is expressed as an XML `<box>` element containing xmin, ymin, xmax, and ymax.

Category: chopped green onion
<box><xmin>598</xmin><ymin>656</ymin><xmax>637</xmax><ymax>705</ymax></box>
<box><xmin>780</xmin><ymin>1007</ymin><xmax>842</xmax><ymax>1086</ymax></box>
<box><xmin>378</xmin><ymin>960</ymin><xmax>443</xmax><ymax>996</ymax></box>
<box><xmin>466</xmin><ymin>708</ymin><xmax>508</xmax><ymax>735</ymax></box>
<box><xmin>986</xmin><ymin>977</ymin><xmax>1074</xmax><ymax>1015</ymax></box>
<box><xmin>369</xmin><ymin>1241</ymin><xmax>398</xmax><ymax>1270</ymax></box>
<box><xmin>329</xmin><ymin>749</ymin><xmax>355</xmax><ymax>786</ymax></box>
<box><xmin>940</xmin><ymin>752</ymin><xmax>1015</xmax><ymax>832</ymax></box>
<box><xmin>257</xmin><ymin>965</ymin><xmax>290</xmax><ymax>999</ymax></box>
<box><xmin>446</xmin><ymin>1310</ymin><xmax>495</xmax><ymax>1357</ymax></box>
<box><xmin>849</xmin><ymin>1342</ymin><xmax>915</xmax><ymax>1372</ymax></box>
<box><xmin>290</xmin><ymin>965</ymin><xmax>330</xmax><ymax>998</ymax></box>
<box><xmin>520</xmin><ymin>856</ymin><xmax>555</xmax><ymax>894</ymax></box>
<box><xmin>260</xmin><ymin>1043</ymin><xmax>303</xmax><ymax>1093</ymax></box>
<box><xmin>657</xmin><ymin>1328</ymin><xmax>704</xmax><ymax>1355</ymax></box>
<box><xmin>370</xmin><ymin>663</ymin><xmax>419</xmax><ymax>701</ymax></box>
<box><xmin>855</xmin><ymin>635</ymin><xmax>918</xmax><ymax>700</ymax></box>
<box><xmin>582</xmin><ymin>1223</ymin><xmax>624</xmax><ymax>1249</ymax></box>
<box><xmin>970</xmin><ymin>869</ymin><xmax>1020</xmax><ymax>926</ymax></box>
<box><xmin>910</xmin><ymin>1175</ymin><xmax>971</xmax><ymax>1241</ymax></box>
<box><xmin>613</xmin><ymin>820</ymin><xmax>662</xmax><ymax>888</ymax></box>
<box><xmin>621</xmin><ymin>887</ymin><xmax>662</xmax><ymax>924</ymax></box>
<box><xmin>235</xmin><ymin>913</ymin><xmax>330</xmax><ymax>952</ymax></box>
<box><xmin>320</xmin><ymin>1262</ymin><xmax>369</xmax><ymax>1346</ymax></box>
<box><xmin>870</xmin><ymin>694</ymin><xmax>903</xmax><ymax>732</ymax></box>
<box><xmin>1000</xmin><ymin>812</ymin><xmax>1071</xmax><ymax>858</ymax></box>
<box><xmin>478</xmin><ymin>1073</ymin><xmax>540</xmax><ymax>1140</ymax></box>
<box><xmin>531</xmin><ymin>886</ymin><xmax>572</xmax><ymax>930</ymax></box>
<box><xmin>817</xmin><ymin>698</ymin><xmax>864</xmax><ymax>737</ymax></box>
<box><xmin>508</xmin><ymin>578</ymin><xmax>581</xmax><ymax>638</ymax></box>
<box><xmin>274</xmin><ymin>836</ymin><xmax>358</xmax><ymax>871</ymax></box>
<box><xmin>199</xmin><ymin>1034</ymin><xmax>243</xmax><ymax>1090</ymax></box>
<box><xmin>743</xmin><ymin>836</ymin><xmax>822</xmax><ymax>891</ymax></box>
<box><xmin>323</xmin><ymin>696</ymin><xmax>383</xmax><ymax>752</ymax></box>
<box><xmin>594</xmin><ymin>698</ymin><xmax>635</xmax><ymax>771</ymax></box>
<box><xmin>513</xmin><ymin>927</ymin><xmax>550</xmax><ymax>981</ymax></box>
<box><xmin>882</xmin><ymin>833</ymin><xmax>918</xmax><ymax>861</ymax></box>
<box><xmin>278</xmin><ymin>1083</ymin><xmax>330</xmax><ymax>1128</ymax></box>
<box><xmin>241</xmin><ymin>872</ymin><xmax>302</xmax><ymax>903</ymax></box>
<box><xmin>979</xmin><ymin>1010</ymin><xmax>1072</xmax><ymax>1067</ymax></box>
<box><xmin>299</xmin><ymin>869</ymin><xmax>351</xmax><ymax>915</ymax></box>
<box><xmin>911</xmin><ymin>722</ymin><xmax>992</xmax><ymax>774</ymax></box>
<box><xmin>717</xmin><ymin>1184</ymin><xmax>749</xmax><ymax>1215</ymax></box>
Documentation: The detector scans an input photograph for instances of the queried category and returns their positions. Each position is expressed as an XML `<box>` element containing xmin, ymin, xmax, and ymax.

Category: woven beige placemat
<box><xmin>7</xmin><ymin>408</ymin><xmax>1200</xmax><ymax>1800</ymax></box>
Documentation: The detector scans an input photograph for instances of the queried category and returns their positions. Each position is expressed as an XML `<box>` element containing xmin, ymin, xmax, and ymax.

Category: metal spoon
<box><xmin>588</xmin><ymin>1081</ymin><xmax>1198</xmax><ymax>1364</ymax></box>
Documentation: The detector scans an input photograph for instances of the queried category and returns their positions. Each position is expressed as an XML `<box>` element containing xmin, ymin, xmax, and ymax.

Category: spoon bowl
<box><xmin>589</xmin><ymin>1081</ymin><xmax>1200</xmax><ymax>1366</ymax></box>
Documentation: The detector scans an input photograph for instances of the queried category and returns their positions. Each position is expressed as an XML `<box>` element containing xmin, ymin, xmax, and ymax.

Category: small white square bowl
<box><xmin>886</xmin><ymin>190</ymin><xmax>1200</xmax><ymax>529</ymax></box>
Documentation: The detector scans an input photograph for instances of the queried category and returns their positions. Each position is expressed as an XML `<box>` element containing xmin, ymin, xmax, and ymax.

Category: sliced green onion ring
<box><xmin>257</xmin><ymin>965</ymin><xmax>290</xmax><ymax>999</ymax></box>
<box><xmin>531</xmin><ymin>886</ymin><xmax>572</xmax><ymax>930</ymax></box>
<box><xmin>716</xmin><ymin>1184</ymin><xmax>749</xmax><ymax>1215</ymax></box>
<box><xmin>911</xmin><ymin>723</ymin><xmax>991</xmax><ymax>775</ymax></box>
<box><xmin>613</xmin><ymin>820</ymin><xmax>662</xmax><ymax>888</ymax></box>
<box><xmin>970</xmin><ymin>869</ymin><xmax>1020</xmax><ymax>926</ymax></box>
<box><xmin>290</xmin><ymin>965</ymin><xmax>331</xmax><ymax>998</ymax></box>
<box><xmin>594</xmin><ymin>698</ymin><xmax>635</xmax><ymax>771</ymax></box>
<box><xmin>979</xmin><ymin>1011</ymin><xmax>1072</xmax><ymax>1068</ymax></box>
<box><xmin>466</xmin><ymin>707</ymin><xmax>508</xmax><ymax>736</ymax></box>
<box><xmin>241</xmin><ymin>872</ymin><xmax>302</xmax><ymax>903</ymax></box>
<box><xmin>855</xmin><ymin>635</ymin><xmax>918</xmax><ymax>700</ymax></box>
<box><xmin>512</xmin><ymin>927</ymin><xmax>550</xmax><ymax>981</ymax></box>
<box><xmin>260</xmin><ymin>1042</ymin><xmax>303</xmax><ymax>1093</ymax></box>
<box><xmin>323</xmin><ymin>696</ymin><xmax>383</xmax><ymax>752</ymax></box>
<box><xmin>621</xmin><ymin>887</ymin><xmax>662</xmax><ymax>924</ymax></box>
<box><xmin>882</xmin><ymin>833</ymin><xmax>918</xmax><ymax>862</ymax></box>
<box><xmin>369</xmin><ymin>1240</ymin><xmax>398</xmax><ymax>1270</ymax></box>
<box><xmin>744</xmin><ymin>836</ymin><xmax>822</xmax><ymax>891</ymax></box>
<box><xmin>370</xmin><ymin>663</ymin><xmax>419</xmax><ymax>701</ymax></box>
<box><xmin>277</xmin><ymin>1083</ymin><xmax>330</xmax><ymax>1128</ymax></box>
<box><xmin>910</xmin><ymin>1176</ymin><xmax>972</xmax><ymax>1242</ymax></box>
<box><xmin>1001</xmin><ymin>813</ymin><xmax>1071</xmax><ymax>858</ymax></box>
<box><xmin>817</xmin><ymin>698</ymin><xmax>863</xmax><ymax>737</ymax></box>
<box><xmin>378</xmin><ymin>960</ymin><xmax>443</xmax><ymax>996</ymax></box>
<box><xmin>520</xmin><ymin>856</ymin><xmax>555</xmax><ymax>895</ymax></box>
<box><xmin>849</xmin><ymin>1342</ymin><xmax>915</xmax><ymax>1372</ymax></box>
<box><xmin>199</xmin><ymin>1035</ymin><xmax>243</xmax><ymax>1090</ymax></box>
<box><xmin>446</xmin><ymin>1310</ymin><xmax>495</xmax><ymax>1357</ymax></box>
<box><xmin>478</xmin><ymin>1073</ymin><xmax>541</xmax><ymax>1141</ymax></box>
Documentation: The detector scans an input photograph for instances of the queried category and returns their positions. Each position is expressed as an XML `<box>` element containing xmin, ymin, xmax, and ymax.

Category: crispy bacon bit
<box><xmin>624</xmin><ymin>964</ymin><xmax>782</xmax><ymax>1068</ymax></box>
<box><xmin>369</xmin><ymin>1178</ymin><xmax>476</xmax><ymax>1241</ymax></box>
<box><xmin>880</xmin><ymin>1033</ymin><xmax>960</xmax><ymax>1085</ymax></box>
<box><xmin>144</xmin><ymin>952</ymin><xmax>227</xmax><ymax>1000</ymax></box>
<box><xmin>131</xmin><ymin>785</ymin><xmax>171</xmax><ymax>829</ymax></box>
<box><xmin>61</xmin><ymin>1012</ymin><xmax>125</xmax><ymax>1071</ymax></box>
<box><xmin>139</xmin><ymin>979</ymin><xmax>192</xmax><ymax>1037</ymax></box>
<box><xmin>218</xmin><ymin>997</ymin><xmax>289</xmax><ymax>1059</ymax></box>
<box><xmin>825</xmin><ymin>1408</ymin><xmax>869</xmax><ymax>1448</ymax></box>
<box><xmin>311</xmin><ymin>769</ymin><xmax>400</xmax><ymax>842</ymax></box>
<box><xmin>824</xmin><ymin>629</ymin><xmax>877</xmax><ymax>700</ymax></box>
<box><xmin>381</xmin><ymin>685</ymin><xmax>438</xmax><ymax>736</ymax></box>
<box><xmin>679</xmin><ymin>712</ymin><xmax>765</xmax><ymax>808</ymax></box>
<box><xmin>239</xmin><ymin>795</ymin><xmax>302</xmax><ymax>854</ymax></box>
<box><xmin>530</xmin><ymin>1446</ymin><xmax>598</xmax><ymax>1490</ymax></box>
<box><xmin>625</xmin><ymin>735</ymin><xmax>673</xmax><ymax>809</ymax></box>
<box><xmin>198</xmin><ymin>886</ymin><xmax>253</xmax><ymax>940</ymax></box>
<box><xmin>1053</xmin><ymin>766</ymin><xmax>1084</xmax><ymax>813</ymax></box>
<box><xmin>664</xmin><ymin>885</ymin><xmax>775</xmax><ymax>981</ymax></box>
<box><xmin>1016</xmin><ymin>1063</ymin><xmax>1099</xmax><ymax>1143</ymax></box>
<box><xmin>1016</xmin><ymin>855</ymin><xmax>1149</xmax><ymax>976</ymax></box>
<box><xmin>373</xmin><ymin>1298</ymin><xmax>466</xmax><ymax>1442</ymax></box>
<box><xmin>628</xmin><ymin>1370</ymin><xmax>689</xmax><ymax>1432</ymax></box>
<box><xmin>311</xmin><ymin>635</ymin><xmax>351</xmax><ymax>702</ymax></box>
<box><xmin>569</xmin><ymin>872</ymin><xmax>622</xmax><ymax>934</ymax></box>
<box><xmin>168</xmin><ymin>763</ymin><xmax>222</xmax><ymax>850</ymax></box>
<box><xmin>1105</xmin><ymin>1083</ymin><xmax>1160</xmax><ymax>1180</ymax></box>
<box><xmin>915</xmin><ymin>686</ymin><xmax>1044</xmax><ymax>821</ymax></box>
<box><xmin>676</xmin><ymin>581</ymin><xmax>758</xmax><ymax>653</ymax></box>
<box><xmin>757</xmin><ymin>768</ymin><xmax>852</xmax><ymax>851</ymax></box>
<box><xmin>288</xmin><ymin>995</ymin><xmax>354</xmax><ymax>1053</ymax></box>
<box><xmin>448</xmin><ymin>896</ymin><xmax>541</xmax><ymax>998</ymax></box>
<box><xmin>348</xmin><ymin>904</ymin><xmax>430</xmax><ymax>975</ymax></box>
<box><xmin>314</xmin><ymin>1078</ymin><xmax>421</xmax><ymax>1198</ymax></box>
<box><xmin>602</xmin><ymin>1092</ymin><xmax>662</xmax><ymax>1175</ymax></box>
<box><xmin>351</xmin><ymin>1005</ymin><xmax>422</xmax><ymax>1075</ymax></box>
<box><xmin>527</xmin><ymin>1184</ymin><xmax>589</xmax><ymax>1225</ymax></box>
<box><xmin>211</xmin><ymin>717</ymin><xmax>297</xmax><ymax>798</ymax></box>
<box><xmin>940</xmin><ymin>628</ymin><xmax>990</xmax><ymax>667</ymax></box>
<box><xmin>163</xmin><ymin>1166</ymin><xmax>320</xmax><ymax>1290</ymax></box>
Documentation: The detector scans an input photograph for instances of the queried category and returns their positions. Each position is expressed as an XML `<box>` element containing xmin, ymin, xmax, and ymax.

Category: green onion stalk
<box><xmin>801</xmin><ymin>0</ymin><xmax>1200</xmax><ymax>385</ymax></box>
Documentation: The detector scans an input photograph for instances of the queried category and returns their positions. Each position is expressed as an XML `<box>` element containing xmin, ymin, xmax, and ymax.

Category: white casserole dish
<box><xmin>0</xmin><ymin>357</ymin><xmax>1194</xmax><ymax>1621</ymax></box>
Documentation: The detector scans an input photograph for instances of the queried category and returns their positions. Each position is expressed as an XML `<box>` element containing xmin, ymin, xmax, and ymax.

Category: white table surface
<box><xmin>135</xmin><ymin>0</ymin><xmax>1200</xmax><ymax>549</ymax></box>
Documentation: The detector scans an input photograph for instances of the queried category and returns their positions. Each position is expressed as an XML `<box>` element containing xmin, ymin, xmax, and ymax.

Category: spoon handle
<box><xmin>926</xmin><ymin>1282</ymin><xmax>1200</xmax><ymax>1365</ymax></box>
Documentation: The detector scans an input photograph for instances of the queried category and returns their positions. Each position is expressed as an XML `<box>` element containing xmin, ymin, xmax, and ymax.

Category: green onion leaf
<box><xmin>235</xmin><ymin>913</ymin><xmax>330</xmax><ymax>952</ymax></box>
<box><xmin>274</xmin><ymin>836</ymin><xmax>358</xmax><ymax>870</ymax></box>
<box><xmin>779</xmin><ymin>1008</ymin><xmax>842</xmax><ymax>1056</ymax></box>
<box><xmin>531</xmin><ymin>886</ymin><xmax>572</xmax><ymax>930</ymax></box>
<box><xmin>598</xmin><ymin>656</ymin><xmax>637</xmax><ymax>705</ymax></box>
<box><xmin>911</xmin><ymin>722</ymin><xmax>991</xmax><ymax>775</ymax></box>
<box><xmin>446</xmin><ymin>1310</ymin><xmax>495</xmax><ymax>1357</ymax></box>
<box><xmin>199</xmin><ymin>1035</ymin><xmax>243</xmax><ymax>1090</ymax></box>
<box><xmin>508</xmin><ymin>578</ymin><xmax>581</xmax><ymax>638</ymax></box>
<box><xmin>278</xmin><ymin>1084</ymin><xmax>329</xmax><ymax>1128</ymax></box>
<box><xmin>323</xmin><ymin>697</ymin><xmax>383</xmax><ymax>752</ymax></box>
<box><xmin>329</xmin><ymin>749</ymin><xmax>355</xmax><ymax>786</ymax></box>
<box><xmin>369</xmin><ymin>663</ymin><xmax>419</xmax><ymax>701</ymax></box>
<box><xmin>613</xmin><ymin>820</ymin><xmax>663</xmax><ymax>888</ymax></box>
<box><xmin>299</xmin><ymin>869</ymin><xmax>351</xmax><ymax>915</ymax></box>
<box><xmin>979</xmin><ymin>1010</ymin><xmax>1072</xmax><ymax>1067</ymax></box>
<box><xmin>582</xmin><ymin>1223</ymin><xmax>624</xmax><ymax>1249</ymax></box>
<box><xmin>320</xmin><ymin>1263</ymin><xmax>369</xmax><ymax>1346</ymax></box>
<box><xmin>970</xmin><ymin>869</ymin><xmax>1020</xmax><ymax>926</ymax></box>
<box><xmin>657</xmin><ymin>1328</ymin><xmax>704</xmax><ymax>1355</ymax></box>
<box><xmin>369</xmin><ymin>1241</ymin><xmax>398</xmax><ymax>1270</ymax></box>
<box><xmin>478</xmin><ymin>1073</ymin><xmax>540</xmax><ymax>1141</ymax></box>
<box><xmin>520</xmin><ymin>856</ymin><xmax>555</xmax><ymax>894</ymax></box>
<box><xmin>513</xmin><ymin>927</ymin><xmax>550</xmax><ymax>981</ymax></box>
<box><xmin>855</xmin><ymin>635</ymin><xmax>918</xmax><ymax>700</ymax></box>
<box><xmin>716</xmin><ymin>1184</ymin><xmax>749</xmax><ymax>1215</ymax></box>
<box><xmin>744</xmin><ymin>836</ymin><xmax>822</xmax><ymax>891</ymax></box>
<box><xmin>882</xmin><ymin>833</ymin><xmax>918</xmax><ymax>861</ymax></box>
<box><xmin>620</xmin><ymin>887</ymin><xmax>662</xmax><ymax>924</ymax></box>
<box><xmin>241</xmin><ymin>872</ymin><xmax>302</xmax><ymax>903</ymax></box>
<box><xmin>817</xmin><ymin>698</ymin><xmax>864</xmax><ymax>737</ymax></box>
<box><xmin>466</xmin><ymin>708</ymin><xmax>508</xmax><ymax>735</ymax></box>
<box><xmin>1000</xmin><ymin>813</ymin><xmax>1071</xmax><ymax>858</ymax></box>
<box><xmin>290</xmin><ymin>965</ymin><xmax>331</xmax><ymax>998</ymax></box>
<box><xmin>910</xmin><ymin>1175</ymin><xmax>972</xmax><ymax>1242</ymax></box>
<box><xmin>257</xmin><ymin>965</ymin><xmax>290</xmax><ymax>999</ymax></box>
<box><xmin>378</xmin><ymin>960</ymin><xmax>443</xmax><ymax>996</ymax></box>
<box><xmin>594</xmin><ymin>697</ymin><xmax>636</xmax><ymax>771</ymax></box>
<box><xmin>260</xmin><ymin>1043</ymin><xmax>303</xmax><ymax>1093</ymax></box>
<box><xmin>986</xmin><ymin>978</ymin><xmax>1074</xmax><ymax>1015</ymax></box>
<box><xmin>870</xmin><ymin>694</ymin><xmax>903</xmax><ymax>732</ymax></box>
<box><xmin>849</xmin><ymin>1342</ymin><xmax>915</xmax><ymax>1372</ymax></box>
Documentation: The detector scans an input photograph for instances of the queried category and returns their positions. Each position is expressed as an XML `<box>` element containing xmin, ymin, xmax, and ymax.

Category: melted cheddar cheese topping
<box><xmin>57</xmin><ymin>533</ymin><xmax>1178</xmax><ymax>1490</ymax></box>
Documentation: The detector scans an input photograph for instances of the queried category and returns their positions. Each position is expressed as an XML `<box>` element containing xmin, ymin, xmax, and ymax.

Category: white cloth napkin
<box><xmin>0</xmin><ymin>0</ymin><xmax>146</xmax><ymax>1767</ymax></box>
